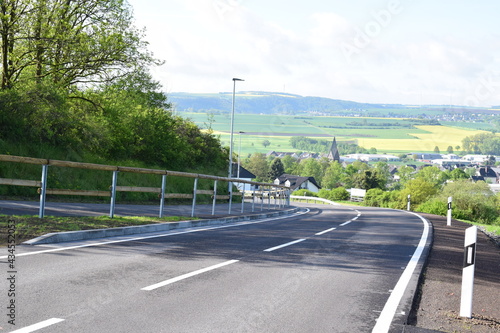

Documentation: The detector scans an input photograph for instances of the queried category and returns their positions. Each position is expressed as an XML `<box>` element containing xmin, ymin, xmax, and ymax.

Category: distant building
<box><xmin>326</xmin><ymin>137</ymin><xmax>340</xmax><ymax>162</ymax></box>
<box><xmin>476</xmin><ymin>166</ymin><xmax>499</xmax><ymax>184</ymax></box>
<box><xmin>411</xmin><ymin>153</ymin><xmax>443</xmax><ymax>161</ymax></box>
<box><xmin>232</xmin><ymin>163</ymin><xmax>256</xmax><ymax>192</ymax></box>
<box><xmin>344</xmin><ymin>154</ymin><xmax>400</xmax><ymax>162</ymax></box>
<box><xmin>274</xmin><ymin>174</ymin><xmax>321</xmax><ymax>193</ymax></box>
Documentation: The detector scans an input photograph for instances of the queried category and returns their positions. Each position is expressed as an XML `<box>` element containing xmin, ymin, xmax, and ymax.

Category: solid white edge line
<box><xmin>263</xmin><ymin>238</ymin><xmax>306</xmax><ymax>252</ymax></box>
<box><xmin>0</xmin><ymin>209</ymin><xmax>311</xmax><ymax>259</ymax></box>
<box><xmin>371</xmin><ymin>212</ymin><xmax>430</xmax><ymax>333</ymax></box>
<box><xmin>11</xmin><ymin>318</ymin><xmax>65</xmax><ymax>333</ymax></box>
<box><xmin>141</xmin><ymin>259</ymin><xmax>239</xmax><ymax>291</ymax></box>
<box><xmin>339</xmin><ymin>221</ymin><xmax>352</xmax><ymax>226</ymax></box>
<box><xmin>315</xmin><ymin>227</ymin><xmax>337</xmax><ymax>236</ymax></box>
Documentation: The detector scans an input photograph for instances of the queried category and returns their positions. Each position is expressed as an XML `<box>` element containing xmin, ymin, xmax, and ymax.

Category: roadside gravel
<box><xmin>407</xmin><ymin>214</ymin><xmax>500</xmax><ymax>333</ymax></box>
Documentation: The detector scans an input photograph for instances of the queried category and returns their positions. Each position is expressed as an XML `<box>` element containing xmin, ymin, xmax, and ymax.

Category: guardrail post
<box><xmin>212</xmin><ymin>180</ymin><xmax>218</xmax><ymax>215</ymax></box>
<box><xmin>273</xmin><ymin>187</ymin><xmax>277</xmax><ymax>209</ymax></box>
<box><xmin>252</xmin><ymin>187</ymin><xmax>256</xmax><ymax>212</ymax></box>
<box><xmin>109</xmin><ymin>170</ymin><xmax>118</xmax><ymax>218</ymax></box>
<box><xmin>159</xmin><ymin>174</ymin><xmax>167</xmax><ymax>218</ymax></box>
<box><xmin>191</xmin><ymin>177</ymin><xmax>198</xmax><ymax>217</ymax></box>
<box><xmin>267</xmin><ymin>186</ymin><xmax>271</xmax><ymax>210</ymax></box>
<box><xmin>241</xmin><ymin>186</ymin><xmax>245</xmax><ymax>213</ymax></box>
<box><xmin>228</xmin><ymin>181</ymin><xmax>232</xmax><ymax>214</ymax></box>
<box><xmin>260</xmin><ymin>186</ymin><xmax>264</xmax><ymax>212</ymax></box>
<box><xmin>39</xmin><ymin>164</ymin><xmax>49</xmax><ymax>218</ymax></box>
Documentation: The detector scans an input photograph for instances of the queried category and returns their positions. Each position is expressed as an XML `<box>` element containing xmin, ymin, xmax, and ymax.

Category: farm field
<box><xmin>178</xmin><ymin>112</ymin><xmax>489</xmax><ymax>155</ymax></box>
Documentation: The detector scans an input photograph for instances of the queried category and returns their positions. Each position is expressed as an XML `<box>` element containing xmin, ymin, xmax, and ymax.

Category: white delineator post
<box><xmin>447</xmin><ymin>196</ymin><xmax>452</xmax><ymax>226</ymax></box>
<box><xmin>460</xmin><ymin>226</ymin><xmax>477</xmax><ymax>318</ymax></box>
<box><xmin>407</xmin><ymin>194</ymin><xmax>411</xmax><ymax>211</ymax></box>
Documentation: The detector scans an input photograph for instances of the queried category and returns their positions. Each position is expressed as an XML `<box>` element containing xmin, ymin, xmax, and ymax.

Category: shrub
<box><xmin>364</xmin><ymin>188</ymin><xmax>385</xmax><ymax>207</ymax></box>
<box><xmin>331</xmin><ymin>187</ymin><xmax>349</xmax><ymax>201</ymax></box>
<box><xmin>292</xmin><ymin>189</ymin><xmax>317</xmax><ymax>197</ymax></box>
<box><xmin>417</xmin><ymin>198</ymin><xmax>447</xmax><ymax>216</ymax></box>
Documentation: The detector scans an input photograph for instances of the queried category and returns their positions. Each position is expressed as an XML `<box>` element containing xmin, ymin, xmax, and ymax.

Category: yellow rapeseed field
<box><xmin>356</xmin><ymin>126</ymin><xmax>488</xmax><ymax>152</ymax></box>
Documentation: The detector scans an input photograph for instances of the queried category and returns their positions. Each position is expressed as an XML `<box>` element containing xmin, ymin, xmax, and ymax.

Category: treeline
<box><xmin>289</xmin><ymin>136</ymin><xmax>374</xmax><ymax>154</ymax></box>
<box><xmin>246</xmin><ymin>153</ymin><xmax>499</xmax><ymax>225</ymax></box>
<box><xmin>0</xmin><ymin>0</ymin><xmax>227</xmax><ymax>172</ymax></box>
<box><xmin>462</xmin><ymin>132</ymin><xmax>500</xmax><ymax>156</ymax></box>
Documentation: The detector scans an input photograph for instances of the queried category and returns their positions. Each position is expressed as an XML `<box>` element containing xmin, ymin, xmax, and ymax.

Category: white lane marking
<box><xmin>11</xmin><ymin>318</ymin><xmax>65</xmax><ymax>333</ymax></box>
<box><xmin>339</xmin><ymin>220</ymin><xmax>352</xmax><ymax>226</ymax></box>
<box><xmin>263</xmin><ymin>239</ymin><xmax>306</xmax><ymax>252</ymax></box>
<box><xmin>141</xmin><ymin>259</ymin><xmax>239</xmax><ymax>291</ymax></box>
<box><xmin>315</xmin><ymin>227</ymin><xmax>337</xmax><ymax>236</ymax></box>
<box><xmin>0</xmin><ymin>209</ymin><xmax>311</xmax><ymax>259</ymax></box>
<box><xmin>352</xmin><ymin>216</ymin><xmax>358</xmax><ymax>221</ymax></box>
<box><xmin>372</xmin><ymin>212</ymin><xmax>430</xmax><ymax>333</ymax></box>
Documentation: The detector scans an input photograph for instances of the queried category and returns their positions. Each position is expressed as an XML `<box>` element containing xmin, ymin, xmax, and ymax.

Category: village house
<box><xmin>274</xmin><ymin>174</ymin><xmax>321</xmax><ymax>193</ymax></box>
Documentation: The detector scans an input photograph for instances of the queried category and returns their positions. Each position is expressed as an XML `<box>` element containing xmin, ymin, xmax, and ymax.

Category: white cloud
<box><xmin>129</xmin><ymin>0</ymin><xmax>500</xmax><ymax>106</ymax></box>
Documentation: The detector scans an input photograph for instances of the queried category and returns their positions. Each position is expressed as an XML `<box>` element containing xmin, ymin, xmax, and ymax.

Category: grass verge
<box><xmin>0</xmin><ymin>215</ymin><xmax>197</xmax><ymax>246</ymax></box>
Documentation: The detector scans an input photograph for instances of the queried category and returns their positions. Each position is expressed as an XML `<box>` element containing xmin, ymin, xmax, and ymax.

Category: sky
<box><xmin>127</xmin><ymin>0</ymin><xmax>500</xmax><ymax>107</ymax></box>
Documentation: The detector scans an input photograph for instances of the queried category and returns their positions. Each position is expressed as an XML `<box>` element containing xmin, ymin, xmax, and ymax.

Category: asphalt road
<box><xmin>1</xmin><ymin>203</ymin><xmax>430</xmax><ymax>333</ymax></box>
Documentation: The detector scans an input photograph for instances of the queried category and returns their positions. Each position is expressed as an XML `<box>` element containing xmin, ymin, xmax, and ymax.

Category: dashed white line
<box><xmin>263</xmin><ymin>239</ymin><xmax>306</xmax><ymax>252</ymax></box>
<box><xmin>339</xmin><ymin>220</ymin><xmax>352</xmax><ymax>227</ymax></box>
<box><xmin>11</xmin><ymin>318</ymin><xmax>65</xmax><ymax>333</ymax></box>
<box><xmin>141</xmin><ymin>259</ymin><xmax>240</xmax><ymax>291</ymax></box>
<box><xmin>315</xmin><ymin>227</ymin><xmax>337</xmax><ymax>236</ymax></box>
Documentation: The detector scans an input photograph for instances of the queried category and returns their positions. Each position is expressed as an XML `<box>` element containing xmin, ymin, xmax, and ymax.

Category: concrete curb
<box><xmin>23</xmin><ymin>207</ymin><xmax>301</xmax><ymax>245</ymax></box>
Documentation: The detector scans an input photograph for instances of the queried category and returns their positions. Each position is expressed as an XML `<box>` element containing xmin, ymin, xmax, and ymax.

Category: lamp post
<box><xmin>228</xmin><ymin>78</ymin><xmax>244</xmax><ymax>212</ymax></box>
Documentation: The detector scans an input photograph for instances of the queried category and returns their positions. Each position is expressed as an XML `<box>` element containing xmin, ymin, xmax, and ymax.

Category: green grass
<box><xmin>0</xmin><ymin>215</ymin><xmax>197</xmax><ymax>245</ymax></box>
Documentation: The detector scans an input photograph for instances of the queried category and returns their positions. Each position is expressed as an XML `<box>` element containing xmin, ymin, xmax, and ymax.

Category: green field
<box><xmin>178</xmin><ymin>112</ymin><xmax>489</xmax><ymax>155</ymax></box>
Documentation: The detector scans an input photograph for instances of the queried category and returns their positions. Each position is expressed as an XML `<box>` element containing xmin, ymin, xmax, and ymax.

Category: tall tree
<box><xmin>268</xmin><ymin>158</ymin><xmax>285</xmax><ymax>180</ymax></box>
<box><xmin>1</xmin><ymin>0</ymin><xmax>160</xmax><ymax>89</ymax></box>
<box><xmin>243</xmin><ymin>153</ymin><xmax>269</xmax><ymax>182</ymax></box>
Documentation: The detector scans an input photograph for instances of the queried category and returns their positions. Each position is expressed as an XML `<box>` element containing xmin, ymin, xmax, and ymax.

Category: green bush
<box><xmin>331</xmin><ymin>187</ymin><xmax>349</xmax><ymax>200</ymax></box>
<box><xmin>292</xmin><ymin>189</ymin><xmax>317</xmax><ymax>197</ymax></box>
<box><xmin>417</xmin><ymin>198</ymin><xmax>447</xmax><ymax>216</ymax></box>
<box><xmin>364</xmin><ymin>188</ymin><xmax>385</xmax><ymax>207</ymax></box>
<box><xmin>318</xmin><ymin>187</ymin><xmax>349</xmax><ymax>201</ymax></box>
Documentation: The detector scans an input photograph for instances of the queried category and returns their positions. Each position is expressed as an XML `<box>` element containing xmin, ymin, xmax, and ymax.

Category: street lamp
<box><xmin>228</xmin><ymin>78</ymin><xmax>244</xmax><ymax>179</ymax></box>
<box><xmin>228</xmin><ymin>78</ymin><xmax>244</xmax><ymax>212</ymax></box>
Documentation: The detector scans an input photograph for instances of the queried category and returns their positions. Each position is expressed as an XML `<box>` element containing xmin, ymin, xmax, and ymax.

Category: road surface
<box><xmin>1</xmin><ymin>203</ymin><xmax>429</xmax><ymax>332</ymax></box>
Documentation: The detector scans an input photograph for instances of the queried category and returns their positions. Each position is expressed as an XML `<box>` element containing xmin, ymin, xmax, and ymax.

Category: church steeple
<box><xmin>327</xmin><ymin>137</ymin><xmax>340</xmax><ymax>162</ymax></box>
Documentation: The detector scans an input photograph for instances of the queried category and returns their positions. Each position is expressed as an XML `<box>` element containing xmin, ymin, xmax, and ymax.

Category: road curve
<box><xmin>1</xmin><ymin>202</ymin><xmax>430</xmax><ymax>333</ymax></box>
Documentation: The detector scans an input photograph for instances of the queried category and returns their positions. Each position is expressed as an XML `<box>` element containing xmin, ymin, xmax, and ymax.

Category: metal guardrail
<box><xmin>0</xmin><ymin>154</ymin><xmax>291</xmax><ymax>218</ymax></box>
<box><xmin>290</xmin><ymin>196</ymin><xmax>341</xmax><ymax>206</ymax></box>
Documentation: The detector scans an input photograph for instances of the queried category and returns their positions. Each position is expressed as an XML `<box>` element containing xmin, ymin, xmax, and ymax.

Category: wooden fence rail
<box><xmin>0</xmin><ymin>154</ymin><xmax>291</xmax><ymax>218</ymax></box>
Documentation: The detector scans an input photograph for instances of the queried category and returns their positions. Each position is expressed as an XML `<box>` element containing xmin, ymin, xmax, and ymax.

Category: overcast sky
<box><xmin>127</xmin><ymin>0</ymin><xmax>500</xmax><ymax>107</ymax></box>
